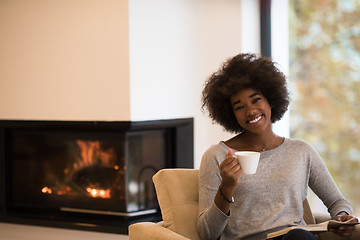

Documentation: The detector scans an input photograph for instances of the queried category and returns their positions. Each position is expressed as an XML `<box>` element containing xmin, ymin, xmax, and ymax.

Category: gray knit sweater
<box><xmin>197</xmin><ymin>138</ymin><xmax>353</xmax><ymax>240</ymax></box>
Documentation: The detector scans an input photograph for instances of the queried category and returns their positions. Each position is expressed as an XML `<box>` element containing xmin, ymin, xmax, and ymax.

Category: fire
<box><xmin>42</xmin><ymin>186</ymin><xmax>52</xmax><ymax>194</ymax></box>
<box><xmin>86</xmin><ymin>187</ymin><xmax>110</xmax><ymax>198</ymax></box>
<box><xmin>75</xmin><ymin>140</ymin><xmax>116</xmax><ymax>169</ymax></box>
<box><xmin>41</xmin><ymin>140</ymin><xmax>118</xmax><ymax>199</ymax></box>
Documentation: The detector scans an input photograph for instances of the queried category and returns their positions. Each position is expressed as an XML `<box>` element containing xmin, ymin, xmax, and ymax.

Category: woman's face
<box><xmin>230</xmin><ymin>88</ymin><xmax>272</xmax><ymax>134</ymax></box>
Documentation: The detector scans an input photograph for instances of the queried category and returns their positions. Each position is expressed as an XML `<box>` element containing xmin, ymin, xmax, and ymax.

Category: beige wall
<box><xmin>0</xmin><ymin>0</ymin><xmax>130</xmax><ymax>121</ymax></box>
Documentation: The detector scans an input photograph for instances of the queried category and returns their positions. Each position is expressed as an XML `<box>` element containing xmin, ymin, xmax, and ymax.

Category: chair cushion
<box><xmin>153</xmin><ymin>169</ymin><xmax>200</xmax><ymax>240</ymax></box>
<box><xmin>129</xmin><ymin>222</ymin><xmax>190</xmax><ymax>240</ymax></box>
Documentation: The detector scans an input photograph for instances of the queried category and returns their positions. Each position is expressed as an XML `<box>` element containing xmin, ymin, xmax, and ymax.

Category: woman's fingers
<box><xmin>220</xmin><ymin>153</ymin><xmax>240</xmax><ymax>173</ymax></box>
<box><xmin>220</xmin><ymin>149</ymin><xmax>242</xmax><ymax>187</ymax></box>
<box><xmin>330</xmin><ymin>215</ymin><xmax>358</xmax><ymax>237</ymax></box>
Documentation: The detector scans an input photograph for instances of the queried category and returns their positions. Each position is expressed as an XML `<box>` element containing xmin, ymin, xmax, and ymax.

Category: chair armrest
<box><xmin>129</xmin><ymin>222</ymin><xmax>190</xmax><ymax>240</ymax></box>
<box><xmin>313</xmin><ymin>213</ymin><xmax>360</xmax><ymax>240</ymax></box>
<box><xmin>313</xmin><ymin>212</ymin><xmax>332</xmax><ymax>224</ymax></box>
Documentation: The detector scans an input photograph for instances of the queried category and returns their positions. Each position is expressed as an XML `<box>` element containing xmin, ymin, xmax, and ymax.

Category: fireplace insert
<box><xmin>0</xmin><ymin>119</ymin><xmax>193</xmax><ymax>233</ymax></box>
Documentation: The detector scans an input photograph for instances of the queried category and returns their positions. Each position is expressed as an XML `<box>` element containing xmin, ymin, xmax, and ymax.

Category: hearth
<box><xmin>0</xmin><ymin>119</ymin><xmax>193</xmax><ymax>234</ymax></box>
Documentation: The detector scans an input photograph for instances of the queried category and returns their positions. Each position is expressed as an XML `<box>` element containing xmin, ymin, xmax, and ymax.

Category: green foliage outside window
<box><xmin>289</xmin><ymin>0</ymin><xmax>360</xmax><ymax>215</ymax></box>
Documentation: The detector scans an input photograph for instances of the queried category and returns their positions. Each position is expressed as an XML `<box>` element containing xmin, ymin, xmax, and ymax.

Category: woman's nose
<box><xmin>245</xmin><ymin>106</ymin><xmax>257</xmax><ymax>116</ymax></box>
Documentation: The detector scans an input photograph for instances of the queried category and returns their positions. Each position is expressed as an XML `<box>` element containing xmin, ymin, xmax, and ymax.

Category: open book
<box><xmin>267</xmin><ymin>218</ymin><xmax>359</xmax><ymax>239</ymax></box>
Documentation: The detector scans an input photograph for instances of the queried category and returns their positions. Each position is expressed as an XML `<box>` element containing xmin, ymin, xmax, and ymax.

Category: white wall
<box><xmin>240</xmin><ymin>0</ymin><xmax>260</xmax><ymax>53</ymax></box>
<box><xmin>130</xmin><ymin>0</ymin><xmax>247</xmax><ymax>167</ymax></box>
<box><xmin>129</xmin><ymin>0</ymin><xmax>200</xmax><ymax>121</ymax></box>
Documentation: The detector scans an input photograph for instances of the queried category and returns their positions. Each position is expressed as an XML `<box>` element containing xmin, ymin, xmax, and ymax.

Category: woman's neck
<box><xmin>226</xmin><ymin>130</ymin><xmax>283</xmax><ymax>152</ymax></box>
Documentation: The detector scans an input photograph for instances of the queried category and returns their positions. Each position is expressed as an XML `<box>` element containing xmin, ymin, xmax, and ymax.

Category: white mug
<box><xmin>233</xmin><ymin>151</ymin><xmax>260</xmax><ymax>174</ymax></box>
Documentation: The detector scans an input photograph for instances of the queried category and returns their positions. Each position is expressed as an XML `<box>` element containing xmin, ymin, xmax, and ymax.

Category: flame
<box><xmin>41</xmin><ymin>140</ymin><xmax>118</xmax><ymax>199</ymax></box>
<box><xmin>76</xmin><ymin>140</ymin><xmax>100</xmax><ymax>167</ymax></box>
<box><xmin>86</xmin><ymin>187</ymin><xmax>110</xmax><ymax>198</ymax></box>
<box><xmin>75</xmin><ymin>140</ymin><xmax>116</xmax><ymax>169</ymax></box>
<box><xmin>42</xmin><ymin>186</ymin><xmax>52</xmax><ymax>194</ymax></box>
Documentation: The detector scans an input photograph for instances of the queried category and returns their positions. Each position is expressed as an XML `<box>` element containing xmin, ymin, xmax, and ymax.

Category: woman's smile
<box><xmin>248</xmin><ymin>114</ymin><xmax>264</xmax><ymax>124</ymax></box>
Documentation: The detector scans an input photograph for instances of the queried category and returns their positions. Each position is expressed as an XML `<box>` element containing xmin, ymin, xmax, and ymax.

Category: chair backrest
<box><xmin>153</xmin><ymin>168</ymin><xmax>315</xmax><ymax>239</ymax></box>
<box><xmin>153</xmin><ymin>168</ymin><xmax>200</xmax><ymax>240</ymax></box>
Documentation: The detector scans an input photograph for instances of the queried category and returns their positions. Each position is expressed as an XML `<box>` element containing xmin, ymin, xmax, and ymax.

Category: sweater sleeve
<box><xmin>307</xmin><ymin>143</ymin><xmax>353</xmax><ymax>218</ymax></box>
<box><xmin>197</xmin><ymin>145</ymin><xmax>230</xmax><ymax>240</ymax></box>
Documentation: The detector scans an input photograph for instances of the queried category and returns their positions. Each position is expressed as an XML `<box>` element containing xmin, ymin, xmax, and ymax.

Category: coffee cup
<box><xmin>233</xmin><ymin>151</ymin><xmax>260</xmax><ymax>174</ymax></box>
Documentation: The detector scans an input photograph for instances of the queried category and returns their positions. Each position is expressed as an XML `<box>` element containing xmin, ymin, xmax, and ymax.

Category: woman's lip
<box><xmin>248</xmin><ymin>114</ymin><xmax>263</xmax><ymax>124</ymax></box>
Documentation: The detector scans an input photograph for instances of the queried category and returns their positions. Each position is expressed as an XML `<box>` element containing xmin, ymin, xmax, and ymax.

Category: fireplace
<box><xmin>0</xmin><ymin>119</ymin><xmax>193</xmax><ymax>234</ymax></box>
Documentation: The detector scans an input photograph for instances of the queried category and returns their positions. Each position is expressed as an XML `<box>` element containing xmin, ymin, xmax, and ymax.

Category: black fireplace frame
<box><xmin>0</xmin><ymin>118</ymin><xmax>193</xmax><ymax>234</ymax></box>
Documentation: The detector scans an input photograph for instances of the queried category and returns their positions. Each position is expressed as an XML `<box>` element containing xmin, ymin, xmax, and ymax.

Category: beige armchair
<box><xmin>129</xmin><ymin>168</ymin><xmax>359</xmax><ymax>240</ymax></box>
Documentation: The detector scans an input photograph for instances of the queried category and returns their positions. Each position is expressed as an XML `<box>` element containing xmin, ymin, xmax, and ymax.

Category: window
<box><xmin>288</xmin><ymin>0</ymin><xmax>360</xmax><ymax>216</ymax></box>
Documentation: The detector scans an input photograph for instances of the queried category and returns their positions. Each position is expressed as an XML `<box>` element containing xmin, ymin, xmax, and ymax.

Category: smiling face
<box><xmin>230</xmin><ymin>88</ymin><xmax>272</xmax><ymax>134</ymax></box>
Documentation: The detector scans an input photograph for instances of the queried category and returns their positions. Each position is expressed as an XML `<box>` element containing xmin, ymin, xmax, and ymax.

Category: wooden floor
<box><xmin>0</xmin><ymin>222</ymin><xmax>129</xmax><ymax>240</ymax></box>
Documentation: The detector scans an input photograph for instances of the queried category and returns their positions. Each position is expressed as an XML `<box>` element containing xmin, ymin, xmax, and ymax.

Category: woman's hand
<box><xmin>219</xmin><ymin>149</ymin><xmax>242</xmax><ymax>189</ymax></box>
<box><xmin>214</xmin><ymin>149</ymin><xmax>242</xmax><ymax>215</ymax></box>
<box><xmin>329</xmin><ymin>213</ymin><xmax>358</xmax><ymax>237</ymax></box>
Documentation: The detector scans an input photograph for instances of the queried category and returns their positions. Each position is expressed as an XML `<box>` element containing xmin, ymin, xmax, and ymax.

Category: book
<box><xmin>267</xmin><ymin>218</ymin><xmax>359</xmax><ymax>239</ymax></box>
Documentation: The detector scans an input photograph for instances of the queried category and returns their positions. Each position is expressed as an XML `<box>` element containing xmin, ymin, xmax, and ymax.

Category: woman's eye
<box><xmin>235</xmin><ymin>106</ymin><xmax>244</xmax><ymax>111</ymax></box>
<box><xmin>252</xmin><ymin>97</ymin><xmax>261</xmax><ymax>104</ymax></box>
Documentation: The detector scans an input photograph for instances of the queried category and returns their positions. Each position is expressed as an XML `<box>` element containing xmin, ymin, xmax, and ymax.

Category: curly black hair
<box><xmin>201</xmin><ymin>53</ymin><xmax>290</xmax><ymax>134</ymax></box>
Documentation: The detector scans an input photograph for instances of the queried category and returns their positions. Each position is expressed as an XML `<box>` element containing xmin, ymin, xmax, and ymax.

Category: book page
<box><xmin>267</xmin><ymin>218</ymin><xmax>359</xmax><ymax>239</ymax></box>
